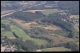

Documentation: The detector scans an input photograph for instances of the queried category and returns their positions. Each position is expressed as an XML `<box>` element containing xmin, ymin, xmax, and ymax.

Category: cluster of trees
<box><xmin>1</xmin><ymin>36</ymin><xmax>9</xmax><ymax>46</ymax></box>
<box><xmin>54</xmin><ymin>42</ymin><xmax>79</xmax><ymax>51</ymax></box>
<box><xmin>21</xmin><ymin>27</ymin><xmax>54</xmax><ymax>43</ymax></box>
<box><xmin>10</xmin><ymin>38</ymin><xmax>39</xmax><ymax>51</ymax></box>
<box><xmin>10</xmin><ymin>11</ymin><xmax>46</xmax><ymax>22</ymax></box>
<box><xmin>2</xmin><ymin>35</ymin><xmax>79</xmax><ymax>51</ymax></box>
<box><xmin>22</xmin><ymin>5</ymin><xmax>45</xmax><ymax>11</ymax></box>
<box><xmin>58</xmin><ymin>1</ymin><xmax>79</xmax><ymax>15</ymax></box>
<box><xmin>52</xmin><ymin>29</ymin><xmax>69</xmax><ymax>37</ymax></box>
<box><xmin>12</xmin><ymin>32</ymin><xmax>19</xmax><ymax>38</ymax></box>
<box><xmin>1</xmin><ymin>23</ymin><xmax>11</xmax><ymax>31</ymax></box>
<box><xmin>9</xmin><ymin>37</ymin><xmax>54</xmax><ymax>51</ymax></box>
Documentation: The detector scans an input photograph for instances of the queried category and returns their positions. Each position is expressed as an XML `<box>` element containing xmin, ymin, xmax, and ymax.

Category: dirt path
<box><xmin>1</xmin><ymin>10</ymin><xmax>14</xmax><ymax>15</ymax></box>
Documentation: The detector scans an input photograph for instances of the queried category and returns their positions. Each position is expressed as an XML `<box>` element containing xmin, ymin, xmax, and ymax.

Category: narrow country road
<box><xmin>1</xmin><ymin>11</ymin><xmax>16</xmax><ymax>18</ymax></box>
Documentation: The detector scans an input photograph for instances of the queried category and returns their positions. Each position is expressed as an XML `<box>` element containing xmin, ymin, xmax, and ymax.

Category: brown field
<box><xmin>25</xmin><ymin>22</ymin><xmax>37</xmax><ymax>27</ymax></box>
<box><xmin>9</xmin><ymin>37</ymin><xmax>16</xmax><ymax>39</ymax></box>
<box><xmin>42</xmin><ymin>34</ymin><xmax>75</xmax><ymax>45</ymax></box>
<box><xmin>30</xmin><ymin>24</ymin><xmax>61</xmax><ymax>31</ymax></box>
<box><xmin>10</xmin><ymin>18</ymin><xmax>61</xmax><ymax>31</ymax></box>
<box><xmin>43</xmin><ymin>25</ymin><xmax>61</xmax><ymax>30</ymax></box>
<box><xmin>9</xmin><ymin>18</ymin><xmax>59</xmax><ymax>30</ymax></box>
<box><xmin>9</xmin><ymin>18</ymin><xmax>37</xmax><ymax>28</ymax></box>
<box><xmin>23</xmin><ymin>10</ymin><xmax>46</xmax><ymax>13</ymax></box>
<box><xmin>1</xmin><ymin>10</ymin><xmax>14</xmax><ymax>15</ymax></box>
<box><xmin>70</xmin><ymin>15</ymin><xmax>79</xmax><ymax>19</ymax></box>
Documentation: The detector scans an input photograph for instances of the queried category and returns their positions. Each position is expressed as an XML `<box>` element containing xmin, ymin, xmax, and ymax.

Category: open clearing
<box><xmin>9</xmin><ymin>18</ymin><xmax>37</xmax><ymax>28</ymax></box>
<box><xmin>41</xmin><ymin>47</ymin><xmax>71</xmax><ymax>51</ymax></box>
<box><xmin>41</xmin><ymin>9</ymin><xmax>63</xmax><ymax>15</ymax></box>
<box><xmin>43</xmin><ymin>25</ymin><xmax>61</xmax><ymax>30</ymax></box>
<box><xmin>23</xmin><ymin>10</ymin><xmax>46</xmax><ymax>13</ymax></box>
<box><xmin>10</xmin><ymin>25</ymin><xmax>48</xmax><ymax>46</ymax></box>
<box><xmin>23</xmin><ymin>9</ymin><xmax>63</xmax><ymax>15</ymax></box>
<box><xmin>70</xmin><ymin>15</ymin><xmax>79</xmax><ymax>19</ymax></box>
<box><xmin>2</xmin><ymin>31</ymin><xmax>15</xmax><ymax>39</ymax></box>
<box><xmin>42</xmin><ymin>34</ymin><xmax>75</xmax><ymax>45</ymax></box>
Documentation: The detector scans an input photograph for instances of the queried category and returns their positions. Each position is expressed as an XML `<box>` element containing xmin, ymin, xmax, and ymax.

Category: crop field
<box><xmin>2</xmin><ymin>31</ymin><xmax>15</xmax><ymax>39</ymax></box>
<box><xmin>41</xmin><ymin>47</ymin><xmax>71</xmax><ymax>51</ymax></box>
<box><xmin>23</xmin><ymin>10</ymin><xmax>46</xmax><ymax>13</ymax></box>
<box><xmin>23</xmin><ymin>9</ymin><xmax>63</xmax><ymax>15</ymax></box>
<box><xmin>41</xmin><ymin>9</ymin><xmax>63</xmax><ymax>15</ymax></box>
<box><xmin>1</xmin><ymin>20</ymin><xmax>10</xmax><ymax>24</ymax></box>
<box><xmin>42</xmin><ymin>33</ymin><xmax>75</xmax><ymax>45</ymax></box>
<box><xmin>10</xmin><ymin>25</ymin><xmax>48</xmax><ymax>46</ymax></box>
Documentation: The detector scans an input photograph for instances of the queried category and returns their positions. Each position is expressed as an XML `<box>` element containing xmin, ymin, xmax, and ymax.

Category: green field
<box><xmin>2</xmin><ymin>31</ymin><xmax>15</xmax><ymax>38</ymax></box>
<box><xmin>10</xmin><ymin>25</ymin><xmax>48</xmax><ymax>46</ymax></box>
<box><xmin>41</xmin><ymin>47</ymin><xmax>71</xmax><ymax>51</ymax></box>
<box><xmin>42</xmin><ymin>9</ymin><xmax>63</xmax><ymax>15</ymax></box>
<box><xmin>1</xmin><ymin>20</ymin><xmax>10</xmax><ymax>24</ymax></box>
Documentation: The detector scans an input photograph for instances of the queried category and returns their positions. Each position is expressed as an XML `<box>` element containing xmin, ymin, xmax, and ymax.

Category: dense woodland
<box><xmin>10</xmin><ymin>11</ymin><xmax>46</xmax><ymax>21</ymax></box>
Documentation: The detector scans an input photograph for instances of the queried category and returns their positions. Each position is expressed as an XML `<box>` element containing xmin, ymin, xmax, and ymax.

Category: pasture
<box><xmin>1</xmin><ymin>20</ymin><xmax>10</xmax><ymax>24</ymax></box>
<box><xmin>2</xmin><ymin>31</ymin><xmax>15</xmax><ymax>39</ymax></box>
